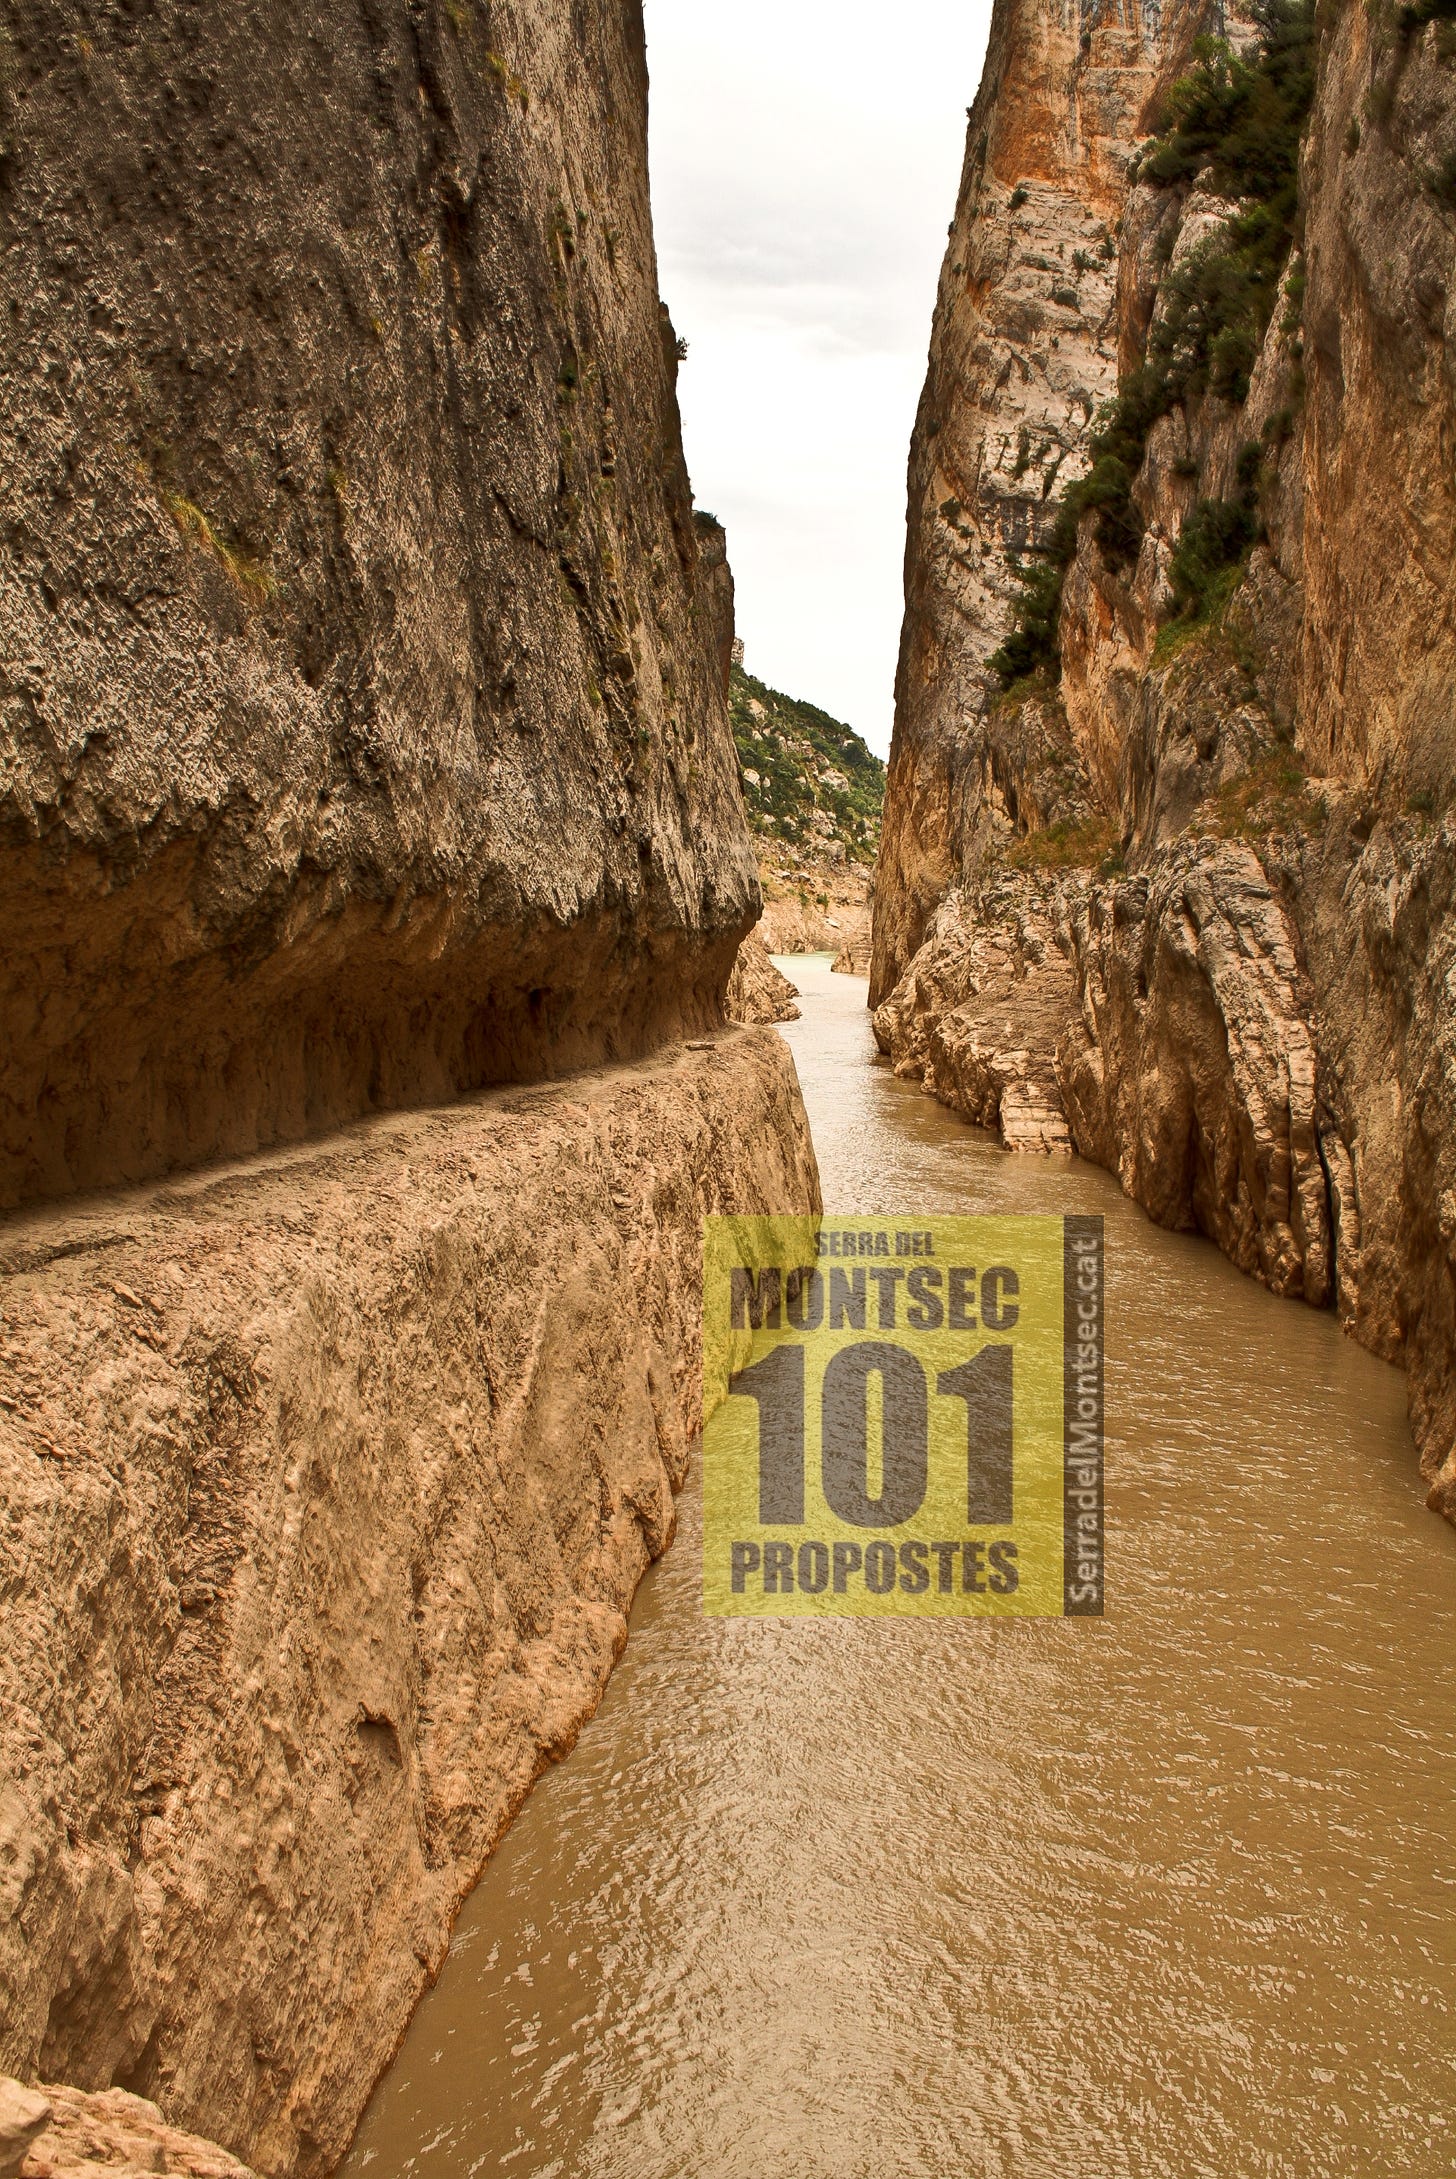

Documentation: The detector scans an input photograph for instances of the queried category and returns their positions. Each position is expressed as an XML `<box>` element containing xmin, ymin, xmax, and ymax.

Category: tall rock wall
<box><xmin>0</xmin><ymin>4</ymin><xmax>825</xmax><ymax>2169</ymax></box>
<box><xmin>874</xmin><ymin>0</ymin><xmax>1456</xmax><ymax>1522</ymax></box>
<box><xmin>0</xmin><ymin>1032</ymin><xmax>819</xmax><ymax>2177</ymax></box>
<box><xmin>0</xmin><ymin>0</ymin><xmax>756</xmax><ymax>1213</ymax></box>
<box><xmin>872</xmin><ymin>0</ymin><xmax>1218</xmax><ymax>1003</ymax></box>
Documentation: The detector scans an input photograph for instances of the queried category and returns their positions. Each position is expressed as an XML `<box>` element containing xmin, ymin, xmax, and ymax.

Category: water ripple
<box><xmin>345</xmin><ymin>960</ymin><xmax>1456</xmax><ymax>2179</ymax></box>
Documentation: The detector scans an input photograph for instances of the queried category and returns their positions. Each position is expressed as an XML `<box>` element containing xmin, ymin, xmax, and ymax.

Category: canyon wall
<box><xmin>0</xmin><ymin>2</ymin><xmax>823</xmax><ymax>2170</ymax></box>
<box><xmin>874</xmin><ymin>0</ymin><xmax>1456</xmax><ymax>1522</ymax></box>
<box><xmin>0</xmin><ymin>1034</ymin><xmax>818</xmax><ymax>2178</ymax></box>
<box><xmin>872</xmin><ymin>0</ymin><xmax>1215</xmax><ymax>1001</ymax></box>
<box><xmin>724</xmin><ymin>931</ymin><xmax>802</xmax><ymax>1023</ymax></box>
<box><xmin>0</xmin><ymin>0</ymin><xmax>756</xmax><ymax>1214</ymax></box>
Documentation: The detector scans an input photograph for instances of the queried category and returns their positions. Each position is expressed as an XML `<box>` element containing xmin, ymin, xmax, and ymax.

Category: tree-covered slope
<box><xmin>729</xmin><ymin>664</ymin><xmax>885</xmax><ymax>863</ymax></box>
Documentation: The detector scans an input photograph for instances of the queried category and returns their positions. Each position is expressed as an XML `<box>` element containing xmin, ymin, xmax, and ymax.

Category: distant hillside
<box><xmin>729</xmin><ymin>664</ymin><xmax>884</xmax><ymax>864</ymax></box>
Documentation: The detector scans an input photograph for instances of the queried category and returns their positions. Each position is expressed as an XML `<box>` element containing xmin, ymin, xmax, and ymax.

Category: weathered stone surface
<box><xmin>4</xmin><ymin>2082</ymin><xmax>253</xmax><ymax>2179</ymax></box>
<box><xmin>1057</xmin><ymin>843</ymin><xmax>1330</xmax><ymax>1299</ymax></box>
<box><xmin>0</xmin><ymin>0</ymin><xmax>756</xmax><ymax>1214</ymax></box>
<box><xmin>724</xmin><ymin>932</ymin><xmax>800</xmax><ymax>1024</ymax></box>
<box><xmin>0</xmin><ymin>2082</ymin><xmax>52</xmax><ymax>2179</ymax></box>
<box><xmin>873</xmin><ymin>881</ymin><xmax>1075</xmax><ymax>1153</ymax></box>
<box><xmin>872</xmin><ymin>0</ymin><xmax>1456</xmax><ymax>1521</ymax></box>
<box><xmin>1270</xmin><ymin>804</ymin><xmax>1456</xmax><ymax>1520</ymax></box>
<box><xmin>1299</xmin><ymin>0</ymin><xmax>1456</xmax><ymax>809</ymax></box>
<box><xmin>0</xmin><ymin>1032</ymin><xmax>819</xmax><ymax>2177</ymax></box>
<box><xmin>871</xmin><ymin>0</ymin><xmax>1219</xmax><ymax>1004</ymax></box>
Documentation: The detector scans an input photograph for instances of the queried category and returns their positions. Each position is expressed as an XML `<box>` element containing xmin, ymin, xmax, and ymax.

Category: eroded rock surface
<box><xmin>873</xmin><ymin>883</ymin><xmax>1074</xmax><ymax>1152</ymax></box>
<box><xmin>725</xmin><ymin>933</ymin><xmax>801</xmax><ymax>1024</ymax></box>
<box><xmin>1</xmin><ymin>2080</ymin><xmax>254</xmax><ymax>2179</ymax></box>
<box><xmin>0</xmin><ymin>0</ymin><xmax>756</xmax><ymax>1214</ymax></box>
<box><xmin>873</xmin><ymin>0</ymin><xmax>1456</xmax><ymax>1520</ymax></box>
<box><xmin>0</xmin><ymin>2081</ymin><xmax>53</xmax><ymax>2178</ymax></box>
<box><xmin>0</xmin><ymin>1032</ymin><xmax>818</xmax><ymax>2176</ymax></box>
<box><xmin>1</xmin><ymin>1</ymin><xmax>824</xmax><ymax>2165</ymax></box>
<box><xmin>1057</xmin><ymin>845</ymin><xmax>1329</xmax><ymax>1300</ymax></box>
<box><xmin>871</xmin><ymin>0</ymin><xmax>1215</xmax><ymax>1004</ymax></box>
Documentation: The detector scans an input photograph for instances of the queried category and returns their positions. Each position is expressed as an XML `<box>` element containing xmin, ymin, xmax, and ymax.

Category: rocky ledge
<box><xmin>0</xmin><ymin>1033</ymin><xmax>819</xmax><ymax>2176</ymax></box>
<box><xmin>0</xmin><ymin>2079</ymin><xmax>253</xmax><ymax>2179</ymax></box>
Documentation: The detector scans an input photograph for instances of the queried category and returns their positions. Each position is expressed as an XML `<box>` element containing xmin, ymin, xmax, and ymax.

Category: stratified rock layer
<box><xmin>0</xmin><ymin>0</ymin><xmax>755</xmax><ymax>1214</ymax></box>
<box><xmin>0</xmin><ymin>1031</ymin><xmax>819</xmax><ymax>2177</ymax></box>
<box><xmin>873</xmin><ymin>0</ymin><xmax>1456</xmax><ymax>1520</ymax></box>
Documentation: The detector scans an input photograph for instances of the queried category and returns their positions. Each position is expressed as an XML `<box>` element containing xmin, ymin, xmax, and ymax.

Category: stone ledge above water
<box><xmin>0</xmin><ymin>1031</ymin><xmax>820</xmax><ymax>2177</ymax></box>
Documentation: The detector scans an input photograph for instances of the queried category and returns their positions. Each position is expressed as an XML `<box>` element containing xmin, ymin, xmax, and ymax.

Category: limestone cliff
<box><xmin>873</xmin><ymin>0</ymin><xmax>1215</xmax><ymax>1001</ymax></box>
<box><xmin>0</xmin><ymin>3</ymin><xmax>823</xmax><ymax>2170</ymax></box>
<box><xmin>874</xmin><ymin>0</ymin><xmax>1456</xmax><ymax>1522</ymax></box>
<box><xmin>0</xmin><ymin>0</ymin><xmax>756</xmax><ymax>1214</ymax></box>
<box><xmin>0</xmin><ymin>1034</ymin><xmax>818</xmax><ymax>2176</ymax></box>
<box><xmin>724</xmin><ymin>931</ymin><xmax>801</xmax><ymax>1023</ymax></box>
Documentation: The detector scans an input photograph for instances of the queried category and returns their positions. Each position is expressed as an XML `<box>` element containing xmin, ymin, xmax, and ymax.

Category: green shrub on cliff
<box><xmin>1137</xmin><ymin>2</ymin><xmax>1314</xmax><ymax>208</ymax></box>
<box><xmin>729</xmin><ymin>665</ymin><xmax>884</xmax><ymax>860</ymax></box>
<box><xmin>989</xmin><ymin>0</ymin><xmax>1315</xmax><ymax>690</ymax></box>
<box><xmin>1399</xmin><ymin>0</ymin><xmax>1456</xmax><ymax>35</ymax></box>
<box><xmin>1167</xmin><ymin>495</ymin><xmax>1260</xmax><ymax>620</ymax></box>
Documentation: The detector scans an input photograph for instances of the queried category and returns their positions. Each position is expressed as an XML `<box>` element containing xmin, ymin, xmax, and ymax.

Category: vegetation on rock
<box><xmin>729</xmin><ymin>663</ymin><xmax>885</xmax><ymax>862</ymax></box>
<box><xmin>989</xmin><ymin>0</ymin><xmax>1316</xmax><ymax>689</ymax></box>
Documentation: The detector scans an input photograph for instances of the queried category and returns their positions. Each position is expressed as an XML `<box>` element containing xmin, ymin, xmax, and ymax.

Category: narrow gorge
<box><xmin>2</xmin><ymin>2</ymin><xmax>1454</xmax><ymax>2176</ymax></box>
<box><xmin>872</xmin><ymin>0</ymin><xmax>1456</xmax><ymax>1523</ymax></box>
<box><xmin>0</xmin><ymin>3</ymin><xmax>816</xmax><ymax>2172</ymax></box>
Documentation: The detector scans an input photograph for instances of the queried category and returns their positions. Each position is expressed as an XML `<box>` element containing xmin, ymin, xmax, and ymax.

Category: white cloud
<box><xmin>645</xmin><ymin>0</ymin><xmax>994</xmax><ymax>755</ymax></box>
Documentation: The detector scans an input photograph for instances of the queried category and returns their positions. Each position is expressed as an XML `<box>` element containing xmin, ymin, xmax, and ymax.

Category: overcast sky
<box><xmin>643</xmin><ymin>0</ymin><xmax>994</xmax><ymax>757</ymax></box>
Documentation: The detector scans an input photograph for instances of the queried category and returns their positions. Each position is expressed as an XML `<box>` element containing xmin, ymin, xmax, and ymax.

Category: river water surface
<box><xmin>345</xmin><ymin>956</ymin><xmax>1456</xmax><ymax>2179</ymax></box>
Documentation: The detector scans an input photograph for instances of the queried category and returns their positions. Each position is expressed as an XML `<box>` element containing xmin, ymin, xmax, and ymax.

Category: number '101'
<box><xmin>729</xmin><ymin>1341</ymin><xmax>1015</xmax><ymax>1530</ymax></box>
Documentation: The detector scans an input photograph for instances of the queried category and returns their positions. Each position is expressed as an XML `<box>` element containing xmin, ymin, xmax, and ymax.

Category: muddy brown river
<box><xmin>344</xmin><ymin>955</ymin><xmax>1456</xmax><ymax>2179</ymax></box>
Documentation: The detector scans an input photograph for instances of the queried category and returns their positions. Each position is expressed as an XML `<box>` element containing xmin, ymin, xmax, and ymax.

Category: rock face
<box><xmin>1057</xmin><ymin>843</ymin><xmax>1330</xmax><ymax>1299</ymax></box>
<box><xmin>724</xmin><ymin>932</ymin><xmax>801</xmax><ymax>1024</ymax></box>
<box><xmin>0</xmin><ymin>0</ymin><xmax>756</xmax><ymax>1215</ymax></box>
<box><xmin>0</xmin><ymin>0</ymin><xmax>824</xmax><ymax>2165</ymax></box>
<box><xmin>1</xmin><ymin>2079</ymin><xmax>255</xmax><ymax>2179</ymax></box>
<box><xmin>872</xmin><ymin>0</ymin><xmax>1212</xmax><ymax>1004</ymax></box>
<box><xmin>874</xmin><ymin>881</ymin><xmax>1074</xmax><ymax>1152</ymax></box>
<box><xmin>0</xmin><ymin>1032</ymin><xmax>819</xmax><ymax>2177</ymax></box>
<box><xmin>0</xmin><ymin>2082</ymin><xmax>53</xmax><ymax>2178</ymax></box>
<box><xmin>873</xmin><ymin>0</ymin><xmax>1456</xmax><ymax>1521</ymax></box>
